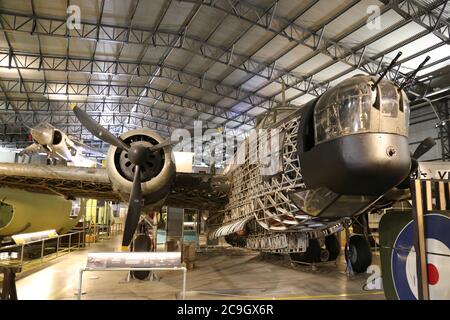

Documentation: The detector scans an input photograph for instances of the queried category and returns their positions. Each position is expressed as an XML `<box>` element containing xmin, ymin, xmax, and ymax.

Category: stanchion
<box><xmin>410</xmin><ymin>179</ymin><xmax>430</xmax><ymax>300</ymax></box>
<box><xmin>0</xmin><ymin>265</ymin><xmax>20</xmax><ymax>300</ymax></box>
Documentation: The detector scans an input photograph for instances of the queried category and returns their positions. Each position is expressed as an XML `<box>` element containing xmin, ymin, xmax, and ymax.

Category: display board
<box><xmin>86</xmin><ymin>252</ymin><xmax>181</xmax><ymax>269</ymax></box>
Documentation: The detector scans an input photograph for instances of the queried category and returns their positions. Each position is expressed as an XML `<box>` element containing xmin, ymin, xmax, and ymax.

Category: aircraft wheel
<box><xmin>224</xmin><ymin>235</ymin><xmax>235</xmax><ymax>246</ymax></box>
<box><xmin>325</xmin><ymin>234</ymin><xmax>341</xmax><ymax>261</ymax></box>
<box><xmin>224</xmin><ymin>234</ymin><xmax>246</xmax><ymax>247</ymax></box>
<box><xmin>347</xmin><ymin>235</ymin><xmax>372</xmax><ymax>273</ymax></box>
<box><xmin>131</xmin><ymin>234</ymin><xmax>151</xmax><ymax>280</ymax></box>
<box><xmin>290</xmin><ymin>239</ymin><xmax>329</xmax><ymax>263</ymax></box>
<box><xmin>289</xmin><ymin>252</ymin><xmax>304</xmax><ymax>262</ymax></box>
<box><xmin>304</xmin><ymin>239</ymin><xmax>327</xmax><ymax>263</ymax></box>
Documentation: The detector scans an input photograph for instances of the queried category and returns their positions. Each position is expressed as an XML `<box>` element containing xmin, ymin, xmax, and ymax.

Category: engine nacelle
<box><xmin>106</xmin><ymin>129</ymin><xmax>176</xmax><ymax>209</ymax></box>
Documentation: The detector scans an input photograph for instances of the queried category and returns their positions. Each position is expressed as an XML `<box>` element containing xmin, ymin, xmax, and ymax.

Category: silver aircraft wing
<box><xmin>70</xmin><ymin>137</ymin><xmax>105</xmax><ymax>157</ymax></box>
<box><xmin>18</xmin><ymin>143</ymin><xmax>45</xmax><ymax>157</ymax></box>
<box><xmin>0</xmin><ymin>162</ymin><xmax>121</xmax><ymax>201</ymax></box>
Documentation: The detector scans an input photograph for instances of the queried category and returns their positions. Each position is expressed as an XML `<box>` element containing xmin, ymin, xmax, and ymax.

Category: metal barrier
<box><xmin>110</xmin><ymin>222</ymin><xmax>123</xmax><ymax>236</ymax></box>
<box><xmin>0</xmin><ymin>223</ymin><xmax>123</xmax><ymax>274</ymax></box>
<box><xmin>0</xmin><ymin>229</ymin><xmax>86</xmax><ymax>271</ymax></box>
<box><xmin>85</xmin><ymin>222</ymin><xmax>123</xmax><ymax>241</ymax></box>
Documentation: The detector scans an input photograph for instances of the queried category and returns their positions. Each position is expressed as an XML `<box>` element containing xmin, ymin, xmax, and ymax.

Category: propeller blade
<box><xmin>70</xmin><ymin>103</ymin><xmax>129</xmax><ymax>151</ymax></box>
<box><xmin>147</xmin><ymin>138</ymin><xmax>179</xmax><ymax>152</ymax></box>
<box><xmin>122</xmin><ymin>165</ymin><xmax>143</xmax><ymax>247</ymax></box>
<box><xmin>413</xmin><ymin>137</ymin><xmax>436</xmax><ymax>160</ymax></box>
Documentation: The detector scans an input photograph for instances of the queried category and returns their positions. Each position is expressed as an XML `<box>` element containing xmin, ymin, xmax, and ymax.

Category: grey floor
<box><xmin>15</xmin><ymin>235</ymin><xmax>385</xmax><ymax>300</ymax></box>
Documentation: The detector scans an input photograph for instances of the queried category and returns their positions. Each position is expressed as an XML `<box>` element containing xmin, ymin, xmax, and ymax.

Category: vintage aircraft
<box><xmin>18</xmin><ymin>122</ymin><xmax>102</xmax><ymax>165</ymax></box>
<box><xmin>0</xmin><ymin>66</ymin><xmax>435</xmax><ymax>274</ymax></box>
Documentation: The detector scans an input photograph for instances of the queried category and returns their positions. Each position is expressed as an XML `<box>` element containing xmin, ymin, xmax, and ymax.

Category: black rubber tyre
<box><xmin>224</xmin><ymin>234</ymin><xmax>246</xmax><ymax>247</ymax></box>
<box><xmin>289</xmin><ymin>252</ymin><xmax>304</xmax><ymax>262</ymax></box>
<box><xmin>131</xmin><ymin>234</ymin><xmax>151</xmax><ymax>280</ymax></box>
<box><xmin>347</xmin><ymin>235</ymin><xmax>372</xmax><ymax>273</ymax></box>
<box><xmin>303</xmin><ymin>239</ymin><xmax>323</xmax><ymax>263</ymax></box>
<box><xmin>290</xmin><ymin>239</ymin><xmax>329</xmax><ymax>263</ymax></box>
<box><xmin>224</xmin><ymin>235</ymin><xmax>235</xmax><ymax>246</ymax></box>
<box><xmin>325</xmin><ymin>234</ymin><xmax>341</xmax><ymax>261</ymax></box>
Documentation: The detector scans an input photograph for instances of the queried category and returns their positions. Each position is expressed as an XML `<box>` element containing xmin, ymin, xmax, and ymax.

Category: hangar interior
<box><xmin>0</xmin><ymin>0</ymin><xmax>450</xmax><ymax>300</ymax></box>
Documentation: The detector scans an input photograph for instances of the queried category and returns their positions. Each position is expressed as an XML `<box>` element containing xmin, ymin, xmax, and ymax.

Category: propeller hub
<box><xmin>116</xmin><ymin>136</ymin><xmax>165</xmax><ymax>182</ymax></box>
<box><xmin>128</xmin><ymin>144</ymin><xmax>149</xmax><ymax>166</ymax></box>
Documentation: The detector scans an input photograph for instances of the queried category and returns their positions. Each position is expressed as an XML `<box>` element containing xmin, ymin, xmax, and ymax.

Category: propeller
<box><xmin>413</xmin><ymin>137</ymin><xmax>436</xmax><ymax>160</ymax></box>
<box><xmin>409</xmin><ymin>137</ymin><xmax>436</xmax><ymax>174</ymax></box>
<box><xmin>397</xmin><ymin>137</ymin><xmax>436</xmax><ymax>189</ymax></box>
<box><xmin>70</xmin><ymin>103</ymin><xmax>130</xmax><ymax>151</ymax></box>
<box><xmin>69</xmin><ymin>103</ymin><xmax>178</xmax><ymax>247</ymax></box>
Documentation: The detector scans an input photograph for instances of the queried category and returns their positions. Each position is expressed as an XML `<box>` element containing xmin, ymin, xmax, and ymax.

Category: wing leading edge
<box><xmin>0</xmin><ymin>162</ymin><xmax>230</xmax><ymax>209</ymax></box>
<box><xmin>0</xmin><ymin>162</ymin><xmax>121</xmax><ymax>201</ymax></box>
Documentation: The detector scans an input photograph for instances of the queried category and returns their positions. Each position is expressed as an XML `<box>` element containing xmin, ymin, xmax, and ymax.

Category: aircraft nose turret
<box><xmin>300</xmin><ymin>133</ymin><xmax>411</xmax><ymax>195</ymax></box>
<box><xmin>298</xmin><ymin>75</ymin><xmax>412</xmax><ymax>196</ymax></box>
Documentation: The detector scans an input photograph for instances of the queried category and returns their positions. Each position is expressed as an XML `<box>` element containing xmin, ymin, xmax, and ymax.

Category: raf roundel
<box><xmin>391</xmin><ymin>214</ymin><xmax>450</xmax><ymax>300</ymax></box>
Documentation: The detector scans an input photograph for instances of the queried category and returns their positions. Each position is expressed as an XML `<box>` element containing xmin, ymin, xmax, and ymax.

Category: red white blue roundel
<box><xmin>391</xmin><ymin>214</ymin><xmax>450</xmax><ymax>300</ymax></box>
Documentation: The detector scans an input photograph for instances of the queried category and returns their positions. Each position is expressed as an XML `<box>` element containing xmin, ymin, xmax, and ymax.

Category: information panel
<box><xmin>86</xmin><ymin>252</ymin><xmax>181</xmax><ymax>269</ymax></box>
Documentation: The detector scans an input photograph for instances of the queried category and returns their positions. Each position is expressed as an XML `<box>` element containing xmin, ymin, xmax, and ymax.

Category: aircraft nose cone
<box><xmin>128</xmin><ymin>144</ymin><xmax>148</xmax><ymax>165</ymax></box>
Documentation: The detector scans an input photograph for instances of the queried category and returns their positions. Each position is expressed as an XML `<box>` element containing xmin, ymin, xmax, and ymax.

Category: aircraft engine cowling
<box><xmin>106</xmin><ymin>129</ymin><xmax>176</xmax><ymax>209</ymax></box>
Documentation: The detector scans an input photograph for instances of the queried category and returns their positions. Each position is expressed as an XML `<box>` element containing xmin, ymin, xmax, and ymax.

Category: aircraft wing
<box><xmin>0</xmin><ymin>162</ymin><xmax>229</xmax><ymax>208</ymax></box>
<box><xmin>18</xmin><ymin>143</ymin><xmax>44</xmax><ymax>157</ymax></box>
<box><xmin>71</xmin><ymin>137</ymin><xmax>104</xmax><ymax>157</ymax></box>
<box><xmin>0</xmin><ymin>162</ymin><xmax>122</xmax><ymax>201</ymax></box>
<box><xmin>165</xmin><ymin>172</ymin><xmax>230</xmax><ymax>210</ymax></box>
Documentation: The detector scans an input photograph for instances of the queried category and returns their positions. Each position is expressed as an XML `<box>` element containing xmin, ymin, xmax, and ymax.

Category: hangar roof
<box><xmin>0</xmin><ymin>0</ymin><xmax>449</xmax><ymax>149</ymax></box>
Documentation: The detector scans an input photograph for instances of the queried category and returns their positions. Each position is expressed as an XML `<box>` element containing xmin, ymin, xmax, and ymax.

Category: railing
<box><xmin>0</xmin><ymin>223</ymin><xmax>123</xmax><ymax>274</ymax></box>
<box><xmin>0</xmin><ymin>230</ymin><xmax>86</xmax><ymax>271</ymax></box>
<box><xmin>85</xmin><ymin>222</ymin><xmax>123</xmax><ymax>242</ymax></box>
<box><xmin>110</xmin><ymin>222</ymin><xmax>123</xmax><ymax>236</ymax></box>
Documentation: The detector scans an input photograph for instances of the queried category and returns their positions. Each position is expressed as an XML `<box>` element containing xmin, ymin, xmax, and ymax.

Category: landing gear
<box><xmin>131</xmin><ymin>234</ymin><xmax>151</xmax><ymax>280</ymax></box>
<box><xmin>224</xmin><ymin>233</ymin><xmax>246</xmax><ymax>247</ymax></box>
<box><xmin>346</xmin><ymin>235</ymin><xmax>372</xmax><ymax>273</ymax></box>
<box><xmin>325</xmin><ymin>234</ymin><xmax>340</xmax><ymax>261</ymax></box>
<box><xmin>290</xmin><ymin>238</ymin><xmax>330</xmax><ymax>263</ymax></box>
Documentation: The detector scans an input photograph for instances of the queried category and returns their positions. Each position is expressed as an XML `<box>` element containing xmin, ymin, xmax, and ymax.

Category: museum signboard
<box><xmin>86</xmin><ymin>252</ymin><xmax>182</xmax><ymax>269</ymax></box>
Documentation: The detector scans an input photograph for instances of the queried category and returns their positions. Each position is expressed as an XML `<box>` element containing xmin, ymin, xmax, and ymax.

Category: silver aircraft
<box><xmin>19</xmin><ymin>122</ymin><xmax>101</xmax><ymax>165</ymax></box>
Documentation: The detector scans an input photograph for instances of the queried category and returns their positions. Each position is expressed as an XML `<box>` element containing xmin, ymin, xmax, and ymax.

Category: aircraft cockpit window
<box><xmin>379</xmin><ymin>82</ymin><xmax>399</xmax><ymax>118</ymax></box>
<box><xmin>314</xmin><ymin>79</ymin><xmax>372</xmax><ymax>144</ymax></box>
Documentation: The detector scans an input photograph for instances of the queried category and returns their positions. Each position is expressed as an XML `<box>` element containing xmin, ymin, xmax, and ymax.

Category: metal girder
<box><xmin>196</xmin><ymin>0</ymin><xmax>323</xmax><ymax>83</ymax></box>
<box><xmin>127</xmin><ymin>1</ymin><xmax>204</xmax><ymax>125</ymax></box>
<box><xmin>0</xmin><ymin>98</ymin><xmax>190</xmax><ymax>131</ymax></box>
<box><xmin>0</xmin><ymin>10</ymin><xmax>317</xmax><ymax>97</ymax></box>
<box><xmin>184</xmin><ymin>1</ymin><xmax>405</xmax><ymax>92</ymax></box>
<box><xmin>436</xmin><ymin>99</ymin><xmax>450</xmax><ymax>161</ymax></box>
<box><xmin>0</xmin><ymin>49</ymin><xmax>273</xmax><ymax>107</ymax></box>
<box><xmin>233</xmin><ymin>1</ymin><xmax>447</xmax><ymax>127</ymax></box>
<box><xmin>0</xmin><ymin>78</ymin><xmax>255</xmax><ymax>126</ymax></box>
<box><xmin>387</xmin><ymin>0</ymin><xmax>450</xmax><ymax>43</ymax></box>
<box><xmin>0</xmin><ymin>110</ymin><xmax>171</xmax><ymax>134</ymax></box>
<box><xmin>0</xmin><ymin>122</ymin><xmax>163</xmax><ymax>149</ymax></box>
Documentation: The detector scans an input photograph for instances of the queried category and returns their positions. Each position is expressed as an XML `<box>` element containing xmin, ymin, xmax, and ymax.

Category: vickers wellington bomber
<box><xmin>0</xmin><ymin>52</ymin><xmax>435</xmax><ymax>274</ymax></box>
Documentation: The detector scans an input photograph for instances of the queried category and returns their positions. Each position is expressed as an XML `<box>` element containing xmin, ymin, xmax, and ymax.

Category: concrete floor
<box><xmin>15</xmin><ymin>235</ymin><xmax>385</xmax><ymax>300</ymax></box>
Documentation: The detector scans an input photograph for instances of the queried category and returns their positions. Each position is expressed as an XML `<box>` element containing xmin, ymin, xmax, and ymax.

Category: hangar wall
<box><xmin>409</xmin><ymin>98</ymin><xmax>450</xmax><ymax>162</ymax></box>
